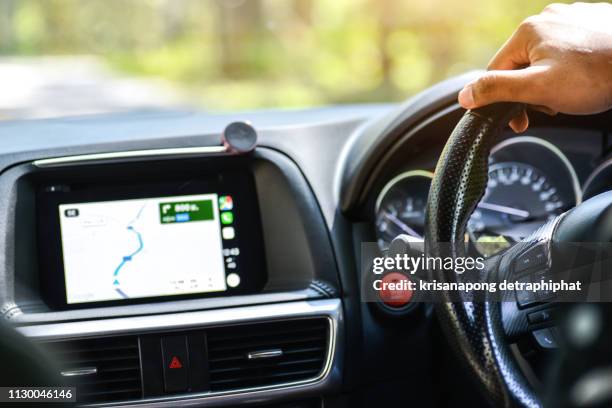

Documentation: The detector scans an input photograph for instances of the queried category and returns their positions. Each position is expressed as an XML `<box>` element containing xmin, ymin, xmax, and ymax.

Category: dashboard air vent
<box><xmin>207</xmin><ymin>318</ymin><xmax>329</xmax><ymax>391</ymax></box>
<box><xmin>46</xmin><ymin>335</ymin><xmax>142</xmax><ymax>404</ymax></box>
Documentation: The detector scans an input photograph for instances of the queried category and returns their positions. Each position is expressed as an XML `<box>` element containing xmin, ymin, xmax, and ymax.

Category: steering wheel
<box><xmin>424</xmin><ymin>102</ymin><xmax>612</xmax><ymax>407</ymax></box>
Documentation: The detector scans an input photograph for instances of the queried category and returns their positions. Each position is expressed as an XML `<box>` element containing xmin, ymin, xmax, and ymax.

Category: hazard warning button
<box><xmin>162</xmin><ymin>335</ymin><xmax>189</xmax><ymax>393</ymax></box>
<box><xmin>168</xmin><ymin>356</ymin><xmax>183</xmax><ymax>369</ymax></box>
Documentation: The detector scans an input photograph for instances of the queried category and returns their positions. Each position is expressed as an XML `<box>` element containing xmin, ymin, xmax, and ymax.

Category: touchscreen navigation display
<box><xmin>59</xmin><ymin>194</ymin><xmax>231</xmax><ymax>304</ymax></box>
<box><xmin>37</xmin><ymin>172</ymin><xmax>266</xmax><ymax>309</ymax></box>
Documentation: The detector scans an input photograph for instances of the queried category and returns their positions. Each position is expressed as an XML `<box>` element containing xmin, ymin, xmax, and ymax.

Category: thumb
<box><xmin>458</xmin><ymin>66</ymin><xmax>546</xmax><ymax>109</ymax></box>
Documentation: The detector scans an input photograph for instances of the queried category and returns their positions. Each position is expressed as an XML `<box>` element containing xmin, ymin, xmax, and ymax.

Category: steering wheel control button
<box><xmin>528</xmin><ymin>309</ymin><xmax>554</xmax><ymax>325</ymax></box>
<box><xmin>514</xmin><ymin>244</ymin><xmax>547</xmax><ymax>273</ymax></box>
<box><xmin>379</xmin><ymin>272</ymin><xmax>413</xmax><ymax>308</ymax></box>
<box><xmin>533</xmin><ymin>328</ymin><xmax>558</xmax><ymax>349</ymax></box>
<box><xmin>515</xmin><ymin>275</ymin><xmax>537</xmax><ymax>307</ymax></box>
<box><xmin>161</xmin><ymin>335</ymin><xmax>189</xmax><ymax>393</ymax></box>
<box><xmin>535</xmin><ymin>270</ymin><xmax>556</xmax><ymax>301</ymax></box>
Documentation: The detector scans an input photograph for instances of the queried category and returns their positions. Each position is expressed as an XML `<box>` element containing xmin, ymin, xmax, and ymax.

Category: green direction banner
<box><xmin>159</xmin><ymin>199</ymin><xmax>214</xmax><ymax>224</ymax></box>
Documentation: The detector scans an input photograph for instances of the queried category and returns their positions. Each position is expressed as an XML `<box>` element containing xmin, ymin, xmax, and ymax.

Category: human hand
<box><xmin>458</xmin><ymin>2</ymin><xmax>612</xmax><ymax>132</ymax></box>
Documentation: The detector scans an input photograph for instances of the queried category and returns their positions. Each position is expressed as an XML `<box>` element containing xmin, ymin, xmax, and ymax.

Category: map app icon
<box><xmin>219</xmin><ymin>195</ymin><xmax>233</xmax><ymax>211</ymax></box>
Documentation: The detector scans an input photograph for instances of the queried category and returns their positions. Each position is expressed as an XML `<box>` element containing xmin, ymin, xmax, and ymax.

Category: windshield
<box><xmin>0</xmin><ymin>0</ymin><xmax>564</xmax><ymax>119</ymax></box>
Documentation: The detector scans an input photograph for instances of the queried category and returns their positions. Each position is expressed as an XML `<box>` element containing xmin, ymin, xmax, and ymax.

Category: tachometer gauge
<box><xmin>468</xmin><ymin>136</ymin><xmax>581</xmax><ymax>256</ymax></box>
<box><xmin>374</xmin><ymin>170</ymin><xmax>432</xmax><ymax>250</ymax></box>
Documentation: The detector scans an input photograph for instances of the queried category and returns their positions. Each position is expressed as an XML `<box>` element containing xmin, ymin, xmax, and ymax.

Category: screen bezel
<box><xmin>37</xmin><ymin>169</ymin><xmax>267</xmax><ymax>310</ymax></box>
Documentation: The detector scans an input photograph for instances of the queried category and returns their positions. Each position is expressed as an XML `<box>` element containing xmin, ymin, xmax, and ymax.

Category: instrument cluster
<box><xmin>375</xmin><ymin>136</ymin><xmax>611</xmax><ymax>255</ymax></box>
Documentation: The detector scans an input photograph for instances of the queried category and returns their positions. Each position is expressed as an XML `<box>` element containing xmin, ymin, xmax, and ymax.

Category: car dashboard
<box><xmin>1</xmin><ymin>72</ymin><xmax>611</xmax><ymax>407</ymax></box>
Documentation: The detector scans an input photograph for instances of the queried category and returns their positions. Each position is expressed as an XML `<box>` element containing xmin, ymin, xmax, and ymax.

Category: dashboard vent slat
<box><xmin>207</xmin><ymin>318</ymin><xmax>329</xmax><ymax>392</ymax></box>
<box><xmin>44</xmin><ymin>336</ymin><xmax>142</xmax><ymax>404</ymax></box>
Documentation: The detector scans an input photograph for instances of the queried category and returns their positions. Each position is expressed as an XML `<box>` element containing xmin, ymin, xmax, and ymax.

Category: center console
<box><xmin>0</xmin><ymin>143</ymin><xmax>342</xmax><ymax>406</ymax></box>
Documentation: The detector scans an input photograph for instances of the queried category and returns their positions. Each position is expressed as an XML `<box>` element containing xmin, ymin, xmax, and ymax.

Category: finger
<box><xmin>458</xmin><ymin>65</ymin><xmax>547</xmax><ymax>109</ymax></box>
<box><xmin>509</xmin><ymin>108</ymin><xmax>529</xmax><ymax>133</ymax></box>
<box><xmin>487</xmin><ymin>27</ymin><xmax>531</xmax><ymax>70</ymax></box>
<box><xmin>487</xmin><ymin>16</ymin><xmax>537</xmax><ymax>71</ymax></box>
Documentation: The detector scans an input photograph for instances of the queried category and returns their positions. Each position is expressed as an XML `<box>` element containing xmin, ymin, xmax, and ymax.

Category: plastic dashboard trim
<box><xmin>33</xmin><ymin>145</ymin><xmax>228</xmax><ymax>167</ymax></box>
<box><xmin>18</xmin><ymin>298</ymin><xmax>343</xmax><ymax>407</ymax></box>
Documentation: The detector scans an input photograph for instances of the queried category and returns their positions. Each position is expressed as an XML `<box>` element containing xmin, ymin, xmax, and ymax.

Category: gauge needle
<box><xmin>382</xmin><ymin>212</ymin><xmax>423</xmax><ymax>239</ymax></box>
<box><xmin>477</xmin><ymin>202</ymin><xmax>530</xmax><ymax>218</ymax></box>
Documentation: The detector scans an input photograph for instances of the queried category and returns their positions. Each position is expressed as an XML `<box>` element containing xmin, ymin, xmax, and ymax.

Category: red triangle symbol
<box><xmin>168</xmin><ymin>356</ymin><xmax>183</xmax><ymax>369</ymax></box>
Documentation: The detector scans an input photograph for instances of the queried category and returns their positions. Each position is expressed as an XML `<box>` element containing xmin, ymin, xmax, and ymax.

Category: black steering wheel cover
<box><xmin>425</xmin><ymin>102</ymin><xmax>540</xmax><ymax>408</ymax></box>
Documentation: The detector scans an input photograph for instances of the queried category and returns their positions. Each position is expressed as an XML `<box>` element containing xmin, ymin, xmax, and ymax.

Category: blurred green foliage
<box><xmin>0</xmin><ymin>0</ymin><xmax>587</xmax><ymax>110</ymax></box>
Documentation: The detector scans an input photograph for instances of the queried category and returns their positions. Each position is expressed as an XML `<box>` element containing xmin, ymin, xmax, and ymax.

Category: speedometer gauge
<box><xmin>374</xmin><ymin>170</ymin><xmax>432</xmax><ymax>250</ymax></box>
<box><xmin>469</xmin><ymin>162</ymin><xmax>564</xmax><ymax>240</ymax></box>
<box><xmin>468</xmin><ymin>136</ymin><xmax>581</xmax><ymax>255</ymax></box>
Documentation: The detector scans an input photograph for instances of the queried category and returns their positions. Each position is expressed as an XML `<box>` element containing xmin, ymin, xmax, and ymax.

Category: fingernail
<box><xmin>458</xmin><ymin>86</ymin><xmax>474</xmax><ymax>108</ymax></box>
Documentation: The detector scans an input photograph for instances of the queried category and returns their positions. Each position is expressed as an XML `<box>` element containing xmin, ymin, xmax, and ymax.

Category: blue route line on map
<box><xmin>113</xmin><ymin>205</ymin><xmax>146</xmax><ymax>298</ymax></box>
<box><xmin>113</xmin><ymin>226</ymin><xmax>144</xmax><ymax>298</ymax></box>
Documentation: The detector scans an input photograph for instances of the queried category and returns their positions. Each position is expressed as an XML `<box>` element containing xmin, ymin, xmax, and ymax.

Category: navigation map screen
<box><xmin>37</xmin><ymin>172</ymin><xmax>266</xmax><ymax>309</ymax></box>
<box><xmin>60</xmin><ymin>194</ymin><xmax>234</xmax><ymax>304</ymax></box>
